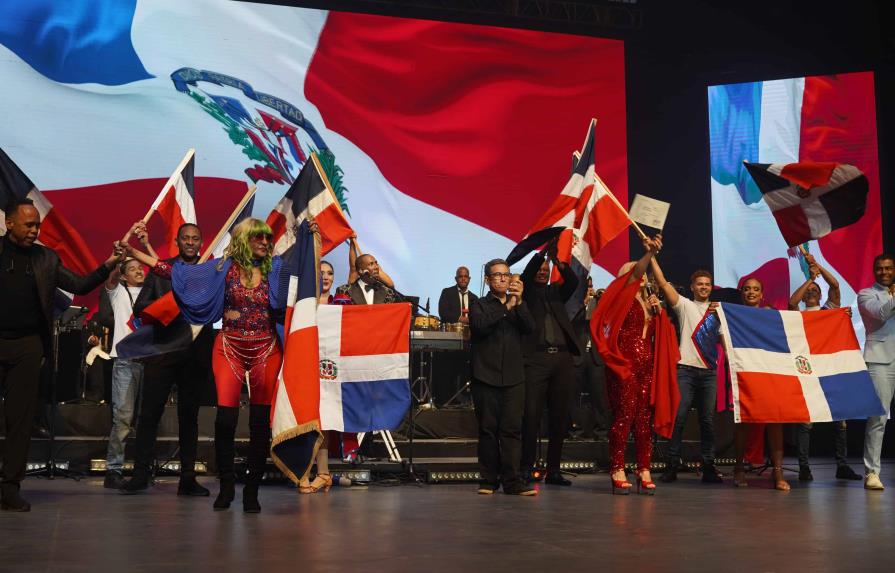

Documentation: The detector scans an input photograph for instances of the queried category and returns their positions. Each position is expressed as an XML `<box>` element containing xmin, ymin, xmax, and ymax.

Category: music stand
<box><xmin>27</xmin><ymin>309</ymin><xmax>87</xmax><ymax>480</ymax></box>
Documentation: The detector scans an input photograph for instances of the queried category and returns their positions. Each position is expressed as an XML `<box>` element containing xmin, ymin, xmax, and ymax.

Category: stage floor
<box><xmin>1</xmin><ymin>462</ymin><xmax>893</xmax><ymax>572</ymax></box>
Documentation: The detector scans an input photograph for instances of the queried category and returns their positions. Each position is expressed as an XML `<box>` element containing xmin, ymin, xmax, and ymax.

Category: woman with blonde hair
<box><xmin>126</xmin><ymin>217</ymin><xmax>293</xmax><ymax>512</ymax></box>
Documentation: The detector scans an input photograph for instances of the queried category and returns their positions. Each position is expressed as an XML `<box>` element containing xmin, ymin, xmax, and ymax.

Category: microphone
<box><xmin>645</xmin><ymin>283</ymin><xmax>660</xmax><ymax>316</ymax></box>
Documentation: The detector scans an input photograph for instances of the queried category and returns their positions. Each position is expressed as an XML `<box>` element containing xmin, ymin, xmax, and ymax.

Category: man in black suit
<box><xmin>0</xmin><ymin>199</ymin><xmax>122</xmax><ymax>511</ymax></box>
<box><xmin>335</xmin><ymin>253</ymin><xmax>399</xmax><ymax>305</ymax></box>
<box><xmin>438</xmin><ymin>266</ymin><xmax>477</xmax><ymax>324</ymax></box>
<box><xmin>119</xmin><ymin>222</ymin><xmax>213</xmax><ymax>497</ymax></box>
<box><xmin>469</xmin><ymin>258</ymin><xmax>536</xmax><ymax>496</ymax></box>
<box><xmin>519</xmin><ymin>253</ymin><xmax>584</xmax><ymax>486</ymax></box>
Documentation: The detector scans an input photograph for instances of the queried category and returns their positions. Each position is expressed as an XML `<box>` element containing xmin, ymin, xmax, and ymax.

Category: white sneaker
<box><xmin>865</xmin><ymin>472</ymin><xmax>885</xmax><ymax>490</ymax></box>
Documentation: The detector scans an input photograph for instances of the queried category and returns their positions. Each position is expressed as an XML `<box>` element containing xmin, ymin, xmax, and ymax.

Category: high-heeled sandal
<box><xmin>636</xmin><ymin>469</ymin><xmax>656</xmax><ymax>495</ymax></box>
<box><xmin>308</xmin><ymin>473</ymin><xmax>333</xmax><ymax>493</ymax></box>
<box><xmin>610</xmin><ymin>471</ymin><xmax>631</xmax><ymax>495</ymax></box>
<box><xmin>299</xmin><ymin>476</ymin><xmax>313</xmax><ymax>494</ymax></box>
<box><xmin>772</xmin><ymin>467</ymin><xmax>790</xmax><ymax>491</ymax></box>
<box><xmin>733</xmin><ymin>463</ymin><xmax>748</xmax><ymax>488</ymax></box>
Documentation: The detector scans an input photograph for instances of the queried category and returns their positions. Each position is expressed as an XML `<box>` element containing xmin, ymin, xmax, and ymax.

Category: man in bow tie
<box><xmin>335</xmin><ymin>253</ymin><xmax>400</xmax><ymax>305</ymax></box>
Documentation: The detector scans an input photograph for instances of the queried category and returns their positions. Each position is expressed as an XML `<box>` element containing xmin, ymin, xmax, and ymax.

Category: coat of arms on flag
<box><xmin>743</xmin><ymin>160</ymin><xmax>869</xmax><ymax>247</ymax></box>
<box><xmin>317</xmin><ymin>304</ymin><xmax>411</xmax><ymax>433</ymax></box>
<box><xmin>693</xmin><ymin>303</ymin><xmax>884</xmax><ymax>423</ymax></box>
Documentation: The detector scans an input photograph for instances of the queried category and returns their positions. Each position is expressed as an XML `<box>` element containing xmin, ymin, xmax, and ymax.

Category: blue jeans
<box><xmin>864</xmin><ymin>360</ymin><xmax>895</xmax><ymax>476</ymax></box>
<box><xmin>666</xmin><ymin>365</ymin><xmax>717</xmax><ymax>466</ymax></box>
<box><xmin>106</xmin><ymin>359</ymin><xmax>144</xmax><ymax>472</ymax></box>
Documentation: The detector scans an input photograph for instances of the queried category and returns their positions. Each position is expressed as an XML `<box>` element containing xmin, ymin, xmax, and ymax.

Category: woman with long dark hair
<box><xmin>733</xmin><ymin>277</ymin><xmax>790</xmax><ymax>491</ymax></box>
<box><xmin>298</xmin><ymin>259</ymin><xmax>336</xmax><ymax>494</ymax></box>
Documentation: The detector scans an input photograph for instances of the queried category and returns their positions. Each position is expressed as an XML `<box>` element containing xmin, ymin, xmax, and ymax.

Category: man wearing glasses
<box><xmin>468</xmin><ymin>259</ymin><xmax>536</xmax><ymax>496</ymax></box>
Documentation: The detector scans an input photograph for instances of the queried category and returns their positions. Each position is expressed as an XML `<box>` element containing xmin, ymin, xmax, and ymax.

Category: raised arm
<box><xmin>56</xmin><ymin>243</ymin><xmax>123</xmax><ymax>295</ymax></box>
<box><xmin>788</xmin><ymin>275</ymin><xmax>815</xmax><ymax>310</ymax></box>
<box><xmin>627</xmin><ymin>234</ymin><xmax>662</xmax><ymax>286</ymax></box>
<box><xmin>649</xmin><ymin>257</ymin><xmax>680</xmax><ymax>307</ymax></box>
<box><xmin>811</xmin><ymin>257</ymin><xmax>841</xmax><ymax>308</ymax></box>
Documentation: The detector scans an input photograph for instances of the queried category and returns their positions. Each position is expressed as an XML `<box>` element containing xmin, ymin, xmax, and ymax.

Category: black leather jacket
<box><xmin>0</xmin><ymin>238</ymin><xmax>110</xmax><ymax>352</ymax></box>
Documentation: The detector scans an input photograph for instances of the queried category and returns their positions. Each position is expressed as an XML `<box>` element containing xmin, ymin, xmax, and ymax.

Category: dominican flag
<box><xmin>0</xmin><ymin>0</ymin><xmax>628</xmax><ymax>308</ymax></box>
<box><xmin>207</xmin><ymin>194</ymin><xmax>255</xmax><ymax>260</ymax></box>
<box><xmin>692</xmin><ymin>303</ymin><xmax>884</xmax><ymax>423</ymax></box>
<box><xmin>271</xmin><ymin>221</ymin><xmax>324</xmax><ymax>484</ymax></box>
<box><xmin>0</xmin><ymin>147</ymin><xmax>98</xmax><ymax>275</ymax></box>
<box><xmin>317</xmin><ymin>304</ymin><xmax>412</xmax><ymax>433</ymax></box>
<box><xmin>267</xmin><ymin>152</ymin><xmax>353</xmax><ymax>256</ymax></box>
<box><xmin>743</xmin><ymin>161</ymin><xmax>868</xmax><ymax>248</ymax></box>
<box><xmin>147</xmin><ymin>149</ymin><xmax>197</xmax><ymax>259</ymax></box>
<box><xmin>709</xmin><ymin>72</ymin><xmax>880</xmax><ymax>323</ymax></box>
<box><xmin>509</xmin><ymin>119</ymin><xmax>629</xmax><ymax>315</ymax></box>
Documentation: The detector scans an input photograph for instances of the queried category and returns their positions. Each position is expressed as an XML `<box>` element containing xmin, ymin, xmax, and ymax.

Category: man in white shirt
<box><xmin>438</xmin><ymin>266</ymin><xmax>478</xmax><ymax>324</ymax></box>
<box><xmin>858</xmin><ymin>253</ymin><xmax>895</xmax><ymax>490</ymax></box>
<box><xmin>336</xmin><ymin>253</ymin><xmax>399</xmax><ymax>305</ymax></box>
<box><xmin>788</xmin><ymin>256</ymin><xmax>861</xmax><ymax>482</ymax></box>
<box><xmin>651</xmin><ymin>260</ymin><xmax>723</xmax><ymax>483</ymax></box>
<box><xmin>103</xmin><ymin>258</ymin><xmax>145</xmax><ymax>489</ymax></box>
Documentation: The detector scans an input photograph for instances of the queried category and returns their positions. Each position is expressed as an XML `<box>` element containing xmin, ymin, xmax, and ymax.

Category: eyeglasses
<box><xmin>489</xmin><ymin>272</ymin><xmax>511</xmax><ymax>279</ymax></box>
<box><xmin>249</xmin><ymin>233</ymin><xmax>272</xmax><ymax>242</ymax></box>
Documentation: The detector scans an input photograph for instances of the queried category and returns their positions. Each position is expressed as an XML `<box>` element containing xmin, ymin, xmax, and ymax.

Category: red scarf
<box><xmin>590</xmin><ymin>270</ymin><xmax>680</xmax><ymax>438</ymax></box>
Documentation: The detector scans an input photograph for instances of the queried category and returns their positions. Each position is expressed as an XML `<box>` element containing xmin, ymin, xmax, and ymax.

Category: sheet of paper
<box><xmin>628</xmin><ymin>194</ymin><xmax>671</xmax><ymax>231</ymax></box>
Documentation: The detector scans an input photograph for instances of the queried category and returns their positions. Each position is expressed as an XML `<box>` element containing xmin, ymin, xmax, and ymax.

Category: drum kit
<box><xmin>411</xmin><ymin>315</ymin><xmax>469</xmax><ymax>339</ymax></box>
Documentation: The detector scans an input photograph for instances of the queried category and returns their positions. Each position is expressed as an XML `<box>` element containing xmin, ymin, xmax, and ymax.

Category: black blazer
<box><xmin>0</xmin><ymin>238</ymin><xmax>110</xmax><ymax>352</ymax></box>
<box><xmin>438</xmin><ymin>286</ymin><xmax>478</xmax><ymax>323</ymax></box>
<box><xmin>469</xmin><ymin>293</ymin><xmax>535</xmax><ymax>387</ymax></box>
<box><xmin>335</xmin><ymin>280</ymin><xmax>398</xmax><ymax>305</ymax></box>
<box><xmin>519</xmin><ymin>255</ymin><xmax>584</xmax><ymax>359</ymax></box>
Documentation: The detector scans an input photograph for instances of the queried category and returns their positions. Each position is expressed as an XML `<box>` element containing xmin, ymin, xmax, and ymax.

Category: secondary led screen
<box><xmin>708</xmin><ymin>71</ymin><xmax>881</xmax><ymax>337</ymax></box>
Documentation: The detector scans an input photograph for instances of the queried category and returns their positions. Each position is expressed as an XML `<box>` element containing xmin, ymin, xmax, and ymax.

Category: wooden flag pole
<box><xmin>141</xmin><ymin>148</ymin><xmax>196</xmax><ymax>223</ymax></box>
<box><xmin>592</xmin><ymin>171</ymin><xmax>649</xmax><ymax>240</ymax></box>
<box><xmin>198</xmin><ymin>184</ymin><xmax>257</xmax><ymax>263</ymax></box>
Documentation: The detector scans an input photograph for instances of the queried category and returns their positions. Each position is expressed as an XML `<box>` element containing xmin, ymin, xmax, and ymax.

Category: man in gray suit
<box><xmin>858</xmin><ymin>253</ymin><xmax>895</xmax><ymax>490</ymax></box>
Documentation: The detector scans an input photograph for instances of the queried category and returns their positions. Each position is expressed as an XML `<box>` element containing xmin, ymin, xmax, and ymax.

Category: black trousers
<box><xmin>521</xmin><ymin>351</ymin><xmax>574</xmax><ymax>472</ymax></box>
<box><xmin>132</xmin><ymin>333</ymin><xmax>211</xmax><ymax>476</ymax></box>
<box><xmin>0</xmin><ymin>335</ymin><xmax>44</xmax><ymax>485</ymax></box>
<box><xmin>471</xmin><ymin>380</ymin><xmax>524</xmax><ymax>488</ymax></box>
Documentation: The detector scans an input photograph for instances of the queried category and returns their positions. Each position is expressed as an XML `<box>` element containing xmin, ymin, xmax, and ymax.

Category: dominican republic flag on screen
<box><xmin>317</xmin><ymin>303</ymin><xmax>412</xmax><ymax>433</ymax></box>
<box><xmin>147</xmin><ymin>150</ymin><xmax>197</xmax><ymax>259</ymax></box>
<box><xmin>508</xmin><ymin>119</ymin><xmax>629</xmax><ymax>315</ymax></box>
<box><xmin>0</xmin><ymin>0</ymin><xmax>628</xmax><ymax>306</ymax></box>
<box><xmin>267</xmin><ymin>152</ymin><xmax>353</xmax><ymax>256</ymax></box>
<box><xmin>743</xmin><ymin>161</ymin><xmax>868</xmax><ymax>248</ymax></box>
<box><xmin>271</xmin><ymin>221</ymin><xmax>323</xmax><ymax>484</ymax></box>
<box><xmin>693</xmin><ymin>304</ymin><xmax>884</xmax><ymax>423</ymax></box>
<box><xmin>709</xmin><ymin>73</ymin><xmax>880</xmax><ymax>324</ymax></box>
<box><xmin>0</xmin><ymin>147</ymin><xmax>98</xmax><ymax>275</ymax></box>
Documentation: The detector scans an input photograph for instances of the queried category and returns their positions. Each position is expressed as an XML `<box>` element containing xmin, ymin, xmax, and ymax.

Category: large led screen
<box><xmin>0</xmin><ymin>0</ymin><xmax>627</xmax><ymax>307</ymax></box>
<box><xmin>708</xmin><ymin>71</ymin><xmax>881</xmax><ymax>337</ymax></box>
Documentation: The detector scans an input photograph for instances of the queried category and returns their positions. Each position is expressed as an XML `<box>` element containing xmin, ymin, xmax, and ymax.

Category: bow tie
<box><xmin>364</xmin><ymin>284</ymin><xmax>376</xmax><ymax>292</ymax></box>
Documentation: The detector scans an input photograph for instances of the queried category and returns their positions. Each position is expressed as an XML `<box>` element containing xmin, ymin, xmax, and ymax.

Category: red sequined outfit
<box><xmin>606</xmin><ymin>299</ymin><xmax>655</xmax><ymax>473</ymax></box>
<box><xmin>153</xmin><ymin>261</ymin><xmax>281</xmax><ymax>407</ymax></box>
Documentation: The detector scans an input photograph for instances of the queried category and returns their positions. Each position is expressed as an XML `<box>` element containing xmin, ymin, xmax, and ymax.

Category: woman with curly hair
<box><xmin>126</xmin><ymin>218</ymin><xmax>290</xmax><ymax>512</ymax></box>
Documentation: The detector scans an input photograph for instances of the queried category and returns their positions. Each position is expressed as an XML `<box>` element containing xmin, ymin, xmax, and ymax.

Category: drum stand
<box><xmin>27</xmin><ymin>320</ymin><xmax>82</xmax><ymax>481</ymax></box>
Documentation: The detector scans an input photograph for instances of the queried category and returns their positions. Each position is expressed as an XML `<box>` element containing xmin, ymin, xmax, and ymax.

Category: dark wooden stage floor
<box><xmin>2</xmin><ymin>462</ymin><xmax>893</xmax><ymax>573</ymax></box>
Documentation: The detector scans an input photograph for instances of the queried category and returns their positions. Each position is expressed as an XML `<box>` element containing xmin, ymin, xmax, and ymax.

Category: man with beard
<box><xmin>858</xmin><ymin>253</ymin><xmax>895</xmax><ymax>490</ymax></box>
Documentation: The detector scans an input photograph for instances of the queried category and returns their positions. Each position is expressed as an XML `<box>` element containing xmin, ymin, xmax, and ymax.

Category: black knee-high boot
<box><xmin>243</xmin><ymin>405</ymin><xmax>271</xmax><ymax>513</ymax></box>
<box><xmin>213</xmin><ymin>406</ymin><xmax>239</xmax><ymax>510</ymax></box>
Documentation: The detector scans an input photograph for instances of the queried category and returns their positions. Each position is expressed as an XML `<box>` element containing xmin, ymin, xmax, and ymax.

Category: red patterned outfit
<box><xmin>606</xmin><ymin>299</ymin><xmax>656</xmax><ymax>473</ymax></box>
<box><xmin>154</xmin><ymin>261</ymin><xmax>282</xmax><ymax>407</ymax></box>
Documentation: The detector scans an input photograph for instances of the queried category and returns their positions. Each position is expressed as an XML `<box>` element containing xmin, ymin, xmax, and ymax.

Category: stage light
<box><xmin>87</xmin><ymin>459</ymin><xmax>207</xmax><ymax>474</ymax></box>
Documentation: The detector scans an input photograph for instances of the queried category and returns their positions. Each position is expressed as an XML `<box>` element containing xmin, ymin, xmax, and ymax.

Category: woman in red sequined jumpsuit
<box><xmin>603</xmin><ymin>236</ymin><xmax>663</xmax><ymax>494</ymax></box>
<box><xmin>126</xmin><ymin>218</ymin><xmax>285</xmax><ymax>513</ymax></box>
